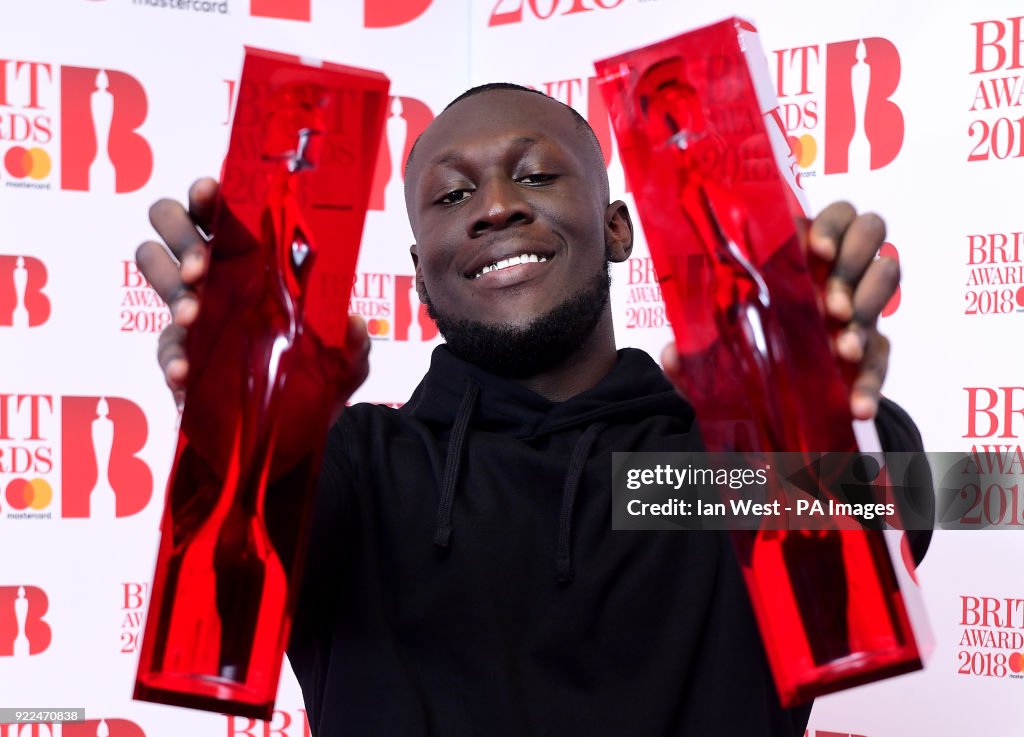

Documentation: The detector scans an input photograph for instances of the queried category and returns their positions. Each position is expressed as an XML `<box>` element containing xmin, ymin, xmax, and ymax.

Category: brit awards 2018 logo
<box><xmin>958</xmin><ymin>595</ymin><xmax>1024</xmax><ymax>679</ymax></box>
<box><xmin>120</xmin><ymin>260</ymin><xmax>170</xmax><ymax>334</ymax></box>
<box><xmin>0</xmin><ymin>394</ymin><xmax>154</xmax><ymax>520</ymax></box>
<box><xmin>61</xmin><ymin>397</ymin><xmax>152</xmax><ymax>518</ymax></box>
<box><xmin>0</xmin><ymin>255</ymin><xmax>49</xmax><ymax>327</ymax></box>
<box><xmin>772</xmin><ymin>36</ymin><xmax>903</xmax><ymax>176</ymax></box>
<box><xmin>119</xmin><ymin>582</ymin><xmax>147</xmax><ymax>654</ymax></box>
<box><xmin>964</xmin><ymin>386</ymin><xmax>1024</xmax><ymax>455</ymax></box>
<box><xmin>349</xmin><ymin>273</ymin><xmax>439</xmax><ymax>342</ymax></box>
<box><xmin>61</xmin><ymin>66</ymin><xmax>151</xmax><ymax>192</ymax></box>
<box><xmin>0</xmin><ymin>60</ymin><xmax>152</xmax><ymax>192</ymax></box>
<box><xmin>0</xmin><ymin>585</ymin><xmax>51</xmax><ymax>656</ymax></box>
<box><xmin>622</xmin><ymin>257</ymin><xmax>669</xmax><ymax>331</ymax></box>
<box><xmin>963</xmin><ymin>231</ymin><xmax>1024</xmax><ymax>316</ymax></box>
<box><xmin>968</xmin><ymin>15</ymin><xmax>1024</xmax><ymax>162</ymax></box>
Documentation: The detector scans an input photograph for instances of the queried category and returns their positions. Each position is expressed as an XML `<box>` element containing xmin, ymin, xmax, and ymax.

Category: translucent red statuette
<box><xmin>134</xmin><ymin>48</ymin><xmax>389</xmax><ymax>720</ymax></box>
<box><xmin>596</xmin><ymin>19</ymin><xmax>931</xmax><ymax>705</ymax></box>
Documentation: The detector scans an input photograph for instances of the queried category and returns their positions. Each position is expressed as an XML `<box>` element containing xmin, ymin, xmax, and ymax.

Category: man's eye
<box><xmin>438</xmin><ymin>189</ymin><xmax>471</xmax><ymax>204</ymax></box>
<box><xmin>518</xmin><ymin>173</ymin><xmax>556</xmax><ymax>185</ymax></box>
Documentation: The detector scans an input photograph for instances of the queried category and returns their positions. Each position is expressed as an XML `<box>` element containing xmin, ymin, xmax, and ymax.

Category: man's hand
<box><xmin>135</xmin><ymin>177</ymin><xmax>371</xmax><ymax>416</ymax></box>
<box><xmin>661</xmin><ymin>201</ymin><xmax>898</xmax><ymax>421</ymax></box>
<box><xmin>804</xmin><ymin>201</ymin><xmax>897</xmax><ymax>421</ymax></box>
<box><xmin>135</xmin><ymin>177</ymin><xmax>217</xmax><ymax>407</ymax></box>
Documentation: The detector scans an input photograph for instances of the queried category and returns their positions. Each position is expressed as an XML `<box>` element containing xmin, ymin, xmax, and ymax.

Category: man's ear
<box><xmin>409</xmin><ymin>243</ymin><xmax>428</xmax><ymax>304</ymax></box>
<box><xmin>605</xmin><ymin>200</ymin><xmax>634</xmax><ymax>263</ymax></box>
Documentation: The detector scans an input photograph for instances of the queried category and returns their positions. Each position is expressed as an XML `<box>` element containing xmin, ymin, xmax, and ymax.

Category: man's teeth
<box><xmin>474</xmin><ymin>253</ymin><xmax>548</xmax><ymax>278</ymax></box>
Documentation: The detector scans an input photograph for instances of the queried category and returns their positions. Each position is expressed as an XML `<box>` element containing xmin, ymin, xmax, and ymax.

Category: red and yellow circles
<box><xmin>367</xmin><ymin>318</ymin><xmax>391</xmax><ymax>337</ymax></box>
<box><xmin>787</xmin><ymin>134</ymin><xmax>818</xmax><ymax>168</ymax></box>
<box><xmin>4</xmin><ymin>146</ymin><xmax>52</xmax><ymax>180</ymax></box>
<box><xmin>5</xmin><ymin>478</ymin><xmax>53</xmax><ymax>510</ymax></box>
<box><xmin>1009</xmin><ymin>652</ymin><xmax>1024</xmax><ymax>674</ymax></box>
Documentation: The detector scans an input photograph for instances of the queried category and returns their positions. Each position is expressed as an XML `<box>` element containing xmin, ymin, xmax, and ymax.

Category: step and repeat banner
<box><xmin>1</xmin><ymin>1</ymin><xmax>1022</xmax><ymax>735</ymax></box>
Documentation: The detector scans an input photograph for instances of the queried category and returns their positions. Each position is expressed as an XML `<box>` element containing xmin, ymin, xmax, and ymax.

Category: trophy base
<box><xmin>135</xmin><ymin>672</ymin><xmax>274</xmax><ymax>721</ymax></box>
<box><xmin>782</xmin><ymin>648</ymin><xmax>924</xmax><ymax>706</ymax></box>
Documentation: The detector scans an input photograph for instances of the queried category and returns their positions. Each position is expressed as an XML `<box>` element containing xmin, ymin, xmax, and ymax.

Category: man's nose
<box><xmin>468</xmin><ymin>177</ymin><xmax>534</xmax><ymax>236</ymax></box>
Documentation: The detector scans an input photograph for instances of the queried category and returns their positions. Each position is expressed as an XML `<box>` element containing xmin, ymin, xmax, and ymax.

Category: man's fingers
<box><xmin>157</xmin><ymin>324</ymin><xmax>189</xmax><ymax>392</ymax></box>
<box><xmin>850</xmin><ymin>332</ymin><xmax>890</xmax><ymax>420</ymax></box>
<box><xmin>834</xmin><ymin>255</ymin><xmax>899</xmax><ymax>363</ymax></box>
<box><xmin>344</xmin><ymin>315</ymin><xmax>371</xmax><ymax>386</ymax></box>
<box><xmin>345</xmin><ymin>314</ymin><xmax>370</xmax><ymax>353</ymax></box>
<box><xmin>135</xmin><ymin>239</ymin><xmax>183</xmax><ymax>304</ymax></box>
<box><xmin>660</xmin><ymin>342</ymin><xmax>689</xmax><ymax>399</ymax></box>
<box><xmin>823</xmin><ymin>212</ymin><xmax>886</xmax><ymax>322</ymax></box>
<box><xmin>135</xmin><ymin>240</ymin><xmax>200</xmax><ymax>326</ymax></box>
<box><xmin>188</xmin><ymin>178</ymin><xmax>219</xmax><ymax>237</ymax></box>
<box><xmin>851</xmin><ymin>255</ymin><xmax>900</xmax><ymax>327</ymax></box>
<box><xmin>807</xmin><ymin>201</ymin><xmax>856</xmax><ymax>261</ymax></box>
<box><xmin>149</xmin><ymin>198</ymin><xmax>208</xmax><ymax>283</ymax></box>
<box><xmin>330</xmin><ymin>316</ymin><xmax>371</xmax><ymax>425</ymax></box>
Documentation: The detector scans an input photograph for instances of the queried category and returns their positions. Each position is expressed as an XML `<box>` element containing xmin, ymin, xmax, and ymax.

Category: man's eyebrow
<box><xmin>428</xmin><ymin>136</ymin><xmax>540</xmax><ymax>168</ymax></box>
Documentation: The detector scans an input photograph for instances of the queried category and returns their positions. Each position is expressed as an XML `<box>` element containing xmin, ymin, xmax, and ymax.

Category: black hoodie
<box><xmin>288</xmin><ymin>346</ymin><xmax>928</xmax><ymax>737</ymax></box>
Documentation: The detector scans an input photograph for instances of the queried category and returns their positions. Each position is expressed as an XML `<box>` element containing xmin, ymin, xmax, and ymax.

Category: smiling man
<box><xmin>137</xmin><ymin>83</ymin><xmax>928</xmax><ymax>737</ymax></box>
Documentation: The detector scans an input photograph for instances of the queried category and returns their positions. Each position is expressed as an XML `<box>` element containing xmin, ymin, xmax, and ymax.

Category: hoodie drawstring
<box><xmin>556</xmin><ymin>422</ymin><xmax>607</xmax><ymax>584</ymax></box>
<box><xmin>433</xmin><ymin>379</ymin><xmax>479</xmax><ymax>547</ymax></box>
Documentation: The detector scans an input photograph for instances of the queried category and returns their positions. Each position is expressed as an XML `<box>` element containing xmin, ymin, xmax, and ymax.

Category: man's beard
<box><xmin>423</xmin><ymin>266</ymin><xmax>611</xmax><ymax>379</ymax></box>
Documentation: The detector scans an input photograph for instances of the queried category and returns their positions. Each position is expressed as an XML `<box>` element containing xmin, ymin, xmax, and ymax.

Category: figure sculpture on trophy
<box><xmin>596</xmin><ymin>20</ymin><xmax>929</xmax><ymax>703</ymax></box>
<box><xmin>135</xmin><ymin>50</ymin><xmax>391</xmax><ymax>719</ymax></box>
<box><xmin>208</xmin><ymin>83</ymin><xmax>328</xmax><ymax>683</ymax></box>
<box><xmin>636</xmin><ymin>59</ymin><xmax>798</xmax><ymax>450</ymax></box>
<box><xmin>634</xmin><ymin>58</ymin><xmax>853</xmax><ymax>664</ymax></box>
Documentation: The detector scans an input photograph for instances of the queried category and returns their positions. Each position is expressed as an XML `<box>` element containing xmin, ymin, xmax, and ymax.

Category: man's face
<box><xmin>405</xmin><ymin>89</ymin><xmax>630</xmax><ymax>375</ymax></box>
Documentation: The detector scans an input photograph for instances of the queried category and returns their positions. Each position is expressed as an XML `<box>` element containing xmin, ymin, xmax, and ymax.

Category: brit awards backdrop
<box><xmin>1</xmin><ymin>1</ymin><xmax>1022</xmax><ymax>735</ymax></box>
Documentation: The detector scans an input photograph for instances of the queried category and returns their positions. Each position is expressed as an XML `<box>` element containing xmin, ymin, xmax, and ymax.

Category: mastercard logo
<box><xmin>5</xmin><ymin>478</ymin><xmax>53</xmax><ymax>511</ymax></box>
<box><xmin>787</xmin><ymin>134</ymin><xmax>818</xmax><ymax>169</ymax></box>
<box><xmin>367</xmin><ymin>318</ymin><xmax>391</xmax><ymax>337</ymax></box>
<box><xmin>1011</xmin><ymin>652</ymin><xmax>1024</xmax><ymax>674</ymax></box>
<box><xmin>4</xmin><ymin>147</ymin><xmax>52</xmax><ymax>180</ymax></box>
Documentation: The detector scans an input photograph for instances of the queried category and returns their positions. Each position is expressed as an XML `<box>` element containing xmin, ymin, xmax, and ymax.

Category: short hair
<box><xmin>404</xmin><ymin>82</ymin><xmax>610</xmax><ymax>203</ymax></box>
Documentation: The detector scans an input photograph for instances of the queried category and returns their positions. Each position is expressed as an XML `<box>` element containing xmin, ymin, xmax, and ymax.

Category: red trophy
<box><xmin>134</xmin><ymin>48</ymin><xmax>389</xmax><ymax>719</ymax></box>
<box><xmin>596</xmin><ymin>19</ymin><xmax>931</xmax><ymax>705</ymax></box>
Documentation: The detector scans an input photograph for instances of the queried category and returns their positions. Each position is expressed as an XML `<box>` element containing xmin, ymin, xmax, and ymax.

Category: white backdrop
<box><xmin>1</xmin><ymin>1</ymin><xmax>1023</xmax><ymax>735</ymax></box>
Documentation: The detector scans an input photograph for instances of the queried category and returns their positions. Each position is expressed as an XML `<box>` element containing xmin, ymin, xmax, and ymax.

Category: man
<box><xmin>136</xmin><ymin>84</ymin><xmax>925</xmax><ymax>736</ymax></box>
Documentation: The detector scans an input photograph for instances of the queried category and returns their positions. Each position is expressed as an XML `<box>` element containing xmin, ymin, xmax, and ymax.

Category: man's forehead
<box><xmin>415</xmin><ymin>89</ymin><xmax>585</xmax><ymax>164</ymax></box>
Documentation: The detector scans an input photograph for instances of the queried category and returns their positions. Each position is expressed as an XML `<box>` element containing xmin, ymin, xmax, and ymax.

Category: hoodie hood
<box><xmin>402</xmin><ymin>345</ymin><xmax>693</xmax><ymax>439</ymax></box>
<box><xmin>401</xmin><ymin>345</ymin><xmax>696</xmax><ymax>581</ymax></box>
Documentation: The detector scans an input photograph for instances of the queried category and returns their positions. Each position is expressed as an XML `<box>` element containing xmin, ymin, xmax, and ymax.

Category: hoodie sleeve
<box><xmin>287</xmin><ymin>416</ymin><xmax>359</xmax><ymax>731</ymax></box>
<box><xmin>874</xmin><ymin>397</ymin><xmax>933</xmax><ymax>566</ymax></box>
